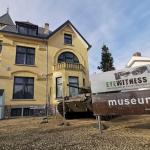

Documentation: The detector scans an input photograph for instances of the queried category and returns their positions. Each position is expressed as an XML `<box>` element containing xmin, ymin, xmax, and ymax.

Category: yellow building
<box><xmin>0</xmin><ymin>12</ymin><xmax>91</xmax><ymax>118</ymax></box>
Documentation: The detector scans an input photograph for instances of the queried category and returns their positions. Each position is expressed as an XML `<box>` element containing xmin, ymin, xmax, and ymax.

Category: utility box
<box><xmin>0</xmin><ymin>90</ymin><xmax>4</xmax><ymax>119</ymax></box>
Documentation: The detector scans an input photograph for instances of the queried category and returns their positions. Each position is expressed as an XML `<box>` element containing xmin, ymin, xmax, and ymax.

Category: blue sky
<box><xmin>1</xmin><ymin>0</ymin><xmax>150</xmax><ymax>74</ymax></box>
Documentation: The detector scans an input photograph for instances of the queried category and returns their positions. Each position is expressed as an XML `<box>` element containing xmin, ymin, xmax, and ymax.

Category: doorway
<box><xmin>0</xmin><ymin>90</ymin><xmax>4</xmax><ymax>119</ymax></box>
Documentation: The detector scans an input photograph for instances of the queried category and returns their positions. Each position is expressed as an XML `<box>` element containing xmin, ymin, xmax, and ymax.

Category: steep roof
<box><xmin>15</xmin><ymin>21</ymin><xmax>38</xmax><ymax>26</ymax></box>
<box><xmin>1</xmin><ymin>24</ymin><xmax>49</xmax><ymax>38</ymax></box>
<box><xmin>0</xmin><ymin>13</ymin><xmax>51</xmax><ymax>38</ymax></box>
<box><xmin>0</xmin><ymin>13</ymin><xmax>91</xmax><ymax>48</ymax></box>
<box><xmin>0</xmin><ymin>13</ymin><xmax>14</xmax><ymax>25</ymax></box>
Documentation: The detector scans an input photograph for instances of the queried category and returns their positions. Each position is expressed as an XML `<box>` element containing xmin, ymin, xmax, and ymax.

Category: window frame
<box><xmin>68</xmin><ymin>76</ymin><xmax>79</xmax><ymax>97</ymax></box>
<box><xmin>15</xmin><ymin>46</ymin><xmax>35</xmax><ymax>65</ymax></box>
<box><xmin>64</xmin><ymin>33</ymin><xmax>72</xmax><ymax>45</ymax></box>
<box><xmin>56</xmin><ymin>77</ymin><xmax>63</xmax><ymax>99</ymax></box>
<box><xmin>11</xmin><ymin>108</ymin><xmax>22</xmax><ymax>117</ymax></box>
<box><xmin>58</xmin><ymin>52</ymin><xmax>79</xmax><ymax>64</ymax></box>
<box><xmin>17</xmin><ymin>24</ymin><xmax>38</xmax><ymax>36</ymax></box>
<box><xmin>11</xmin><ymin>107</ymin><xmax>34</xmax><ymax>117</ymax></box>
<box><xmin>13</xmin><ymin>76</ymin><xmax>34</xmax><ymax>99</ymax></box>
<box><xmin>23</xmin><ymin>108</ymin><xmax>34</xmax><ymax>116</ymax></box>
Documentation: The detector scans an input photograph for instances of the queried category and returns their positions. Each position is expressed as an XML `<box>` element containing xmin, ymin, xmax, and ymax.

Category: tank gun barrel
<box><xmin>67</xmin><ymin>84</ymin><xmax>91</xmax><ymax>94</ymax></box>
<box><xmin>67</xmin><ymin>84</ymin><xmax>87</xmax><ymax>90</ymax></box>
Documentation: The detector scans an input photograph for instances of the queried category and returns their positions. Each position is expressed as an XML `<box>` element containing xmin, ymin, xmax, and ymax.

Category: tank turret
<box><xmin>57</xmin><ymin>84</ymin><xmax>93</xmax><ymax>118</ymax></box>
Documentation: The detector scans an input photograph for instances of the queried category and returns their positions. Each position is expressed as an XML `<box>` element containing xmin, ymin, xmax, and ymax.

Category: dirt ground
<box><xmin>0</xmin><ymin>115</ymin><xmax>149</xmax><ymax>150</ymax></box>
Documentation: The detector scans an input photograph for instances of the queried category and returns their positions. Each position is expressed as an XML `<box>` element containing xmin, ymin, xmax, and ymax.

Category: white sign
<box><xmin>91</xmin><ymin>65</ymin><xmax>150</xmax><ymax>93</ymax></box>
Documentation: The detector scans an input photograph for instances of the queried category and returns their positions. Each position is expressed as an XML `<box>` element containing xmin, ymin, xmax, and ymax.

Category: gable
<box><xmin>48</xmin><ymin>20</ymin><xmax>91</xmax><ymax>49</ymax></box>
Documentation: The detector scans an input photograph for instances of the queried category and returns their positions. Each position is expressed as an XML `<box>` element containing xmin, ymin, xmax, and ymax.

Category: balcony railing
<box><xmin>54</xmin><ymin>63</ymin><xmax>86</xmax><ymax>73</ymax></box>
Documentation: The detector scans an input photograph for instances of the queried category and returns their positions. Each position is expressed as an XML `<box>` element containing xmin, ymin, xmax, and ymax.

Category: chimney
<box><xmin>133</xmin><ymin>52</ymin><xmax>141</xmax><ymax>57</ymax></box>
<box><xmin>44</xmin><ymin>23</ymin><xmax>49</xmax><ymax>34</ymax></box>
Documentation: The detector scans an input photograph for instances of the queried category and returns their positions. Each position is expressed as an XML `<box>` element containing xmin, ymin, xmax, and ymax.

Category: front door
<box><xmin>0</xmin><ymin>90</ymin><xmax>4</xmax><ymax>119</ymax></box>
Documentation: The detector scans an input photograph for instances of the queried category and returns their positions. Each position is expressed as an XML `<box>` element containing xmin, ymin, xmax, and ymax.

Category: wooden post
<box><xmin>62</xmin><ymin>79</ymin><xmax>67</xmax><ymax>125</ymax></box>
<box><xmin>98</xmin><ymin>115</ymin><xmax>102</xmax><ymax>134</ymax></box>
<box><xmin>62</xmin><ymin>96</ymin><xmax>66</xmax><ymax>125</ymax></box>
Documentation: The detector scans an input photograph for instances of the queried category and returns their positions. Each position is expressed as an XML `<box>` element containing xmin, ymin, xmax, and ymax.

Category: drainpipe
<box><xmin>43</xmin><ymin>39</ymin><xmax>49</xmax><ymax>119</ymax></box>
<box><xmin>46</xmin><ymin>40</ymin><xmax>49</xmax><ymax>117</ymax></box>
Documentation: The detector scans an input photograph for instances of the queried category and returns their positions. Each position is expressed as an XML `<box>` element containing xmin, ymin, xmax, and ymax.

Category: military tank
<box><xmin>57</xmin><ymin>85</ymin><xmax>93</xmax><ymax>119</ymax></box>
<box><xmin>57</xmin><ymin>84</ymin><xmax>118</xmax><ymax>120</ymax></box>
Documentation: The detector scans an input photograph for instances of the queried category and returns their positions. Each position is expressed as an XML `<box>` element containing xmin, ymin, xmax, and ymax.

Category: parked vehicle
<box><xmin>57</xmin><ymin>85</ymin><xmax>93</xmax><ymax>119</ymax></box>
<box><xmin>57</xmin><ymin>85</ymin><xmax>115</xmax><ymax>120</ymax></box>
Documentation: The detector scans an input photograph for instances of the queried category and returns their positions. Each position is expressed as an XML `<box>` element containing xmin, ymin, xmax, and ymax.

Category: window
<box><xmin>23</xmin><ymin>108</ymin><xmax>34</xmax><ymax>116</ymax></box>
<box><xmin>0</xmin><ymin>24</ymin><xmax>4</xmax><ymax>29</ymax></box>
<box><xmin>11</xmin><ymin>108</ymin><xmax>22</xmax><ymax>116</ymax></box>
<box><xmin>11</xmin><ymin>108</ymin><xmax>34</xmax><ymax>117</ymax></box>
<box><xmin>69</xmin><ymin>76</ymin><xmax>79</xmax><ymax>96</ymax></box>
<box><xmin>17</xmin><ymin>25</ymin><xmax>38</xmax><ymax>36</ymax></box>
<box><xmin>64</xmin><ymin>34</ymin><xmax>72</xmax><ymax>45</ymax></box>
<box><xmin>16</xmin><ymin>46</ymin><xmax>35</xmax><ymax>65</ymax></box>
<box><xmin>13</xmin><ymin>77</ymin><xmax>34</xmax><ymax>99</ymax></box>
<box><xmin>83</xmin><ymin>78</ymin><xmax>85</xmax><ymax>87</ymax></box>
<box><xmin>18</xmin><ymin>26</ymin><xmax>28</xmax><ymax>34</ymax></box>
<box><xmin>28</xmin><ymin>28</ymin><xmax>37</xmax><ymax>36</ymax></box>
<box><xmin>0</xmin><ymin>41</ymin><xmax>2</xmax><ymax>53</ymax></box>
<box><xmin>58</xmin><ymin>52</ymin><xmax>79</xmax><ymax>64</ymax></box>
<box><xmin>56</xmin><ymin>77</ymin><xmax>63</xmax><ymax>99</ymax></box>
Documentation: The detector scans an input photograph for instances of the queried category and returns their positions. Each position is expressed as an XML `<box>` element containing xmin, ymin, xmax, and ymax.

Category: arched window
<box><xmin>58</xmin><ymin>52</ymin><xmax>79</xmax><ymax>64</ymax></box>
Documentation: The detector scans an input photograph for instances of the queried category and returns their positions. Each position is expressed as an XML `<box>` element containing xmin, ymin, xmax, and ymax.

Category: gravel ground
<box><xmin>0</xmin><ymin>115</ymin><xmax>149</xmax><ymax>150</ymax></box>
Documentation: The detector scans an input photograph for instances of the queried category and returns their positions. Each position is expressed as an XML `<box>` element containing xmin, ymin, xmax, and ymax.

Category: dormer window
<box><xmin>18</xmin><ymin>26</ymin><xmax>28</xmax><ymax>34</ymax></box>
<box><xmin>16</xmin><ymin>22</ymin><xmax>38</xmax><ymax>36</ymax></box>
<box><xmin>0</xmin><ymin>23</ymin><xmax>5</xmax><ymax>29</ymax></box>
<box><xmin>64</xmin><ymin>34</ymin><xmax>72</xmax><ymax>45</ymax></box>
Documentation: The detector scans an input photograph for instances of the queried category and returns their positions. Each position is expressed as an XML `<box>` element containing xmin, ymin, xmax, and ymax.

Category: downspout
<box><xmin>41</xmin><ymin>38</ymin><xmax>49</xmax><ymax>122</ymax></box>
<box><xmin>45</xmin><ymin>39</ymin><xmax>49</xmax><ymax>118</ymax></box>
